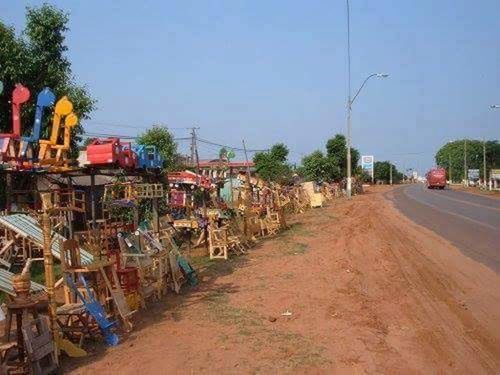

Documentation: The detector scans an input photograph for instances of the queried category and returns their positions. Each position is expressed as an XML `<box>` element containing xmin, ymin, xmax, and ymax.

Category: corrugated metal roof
<box><xmin>0</xmin><ymin>268</ymin><xmax>46</xmax><ymax>296</ymax></box>
<box><xmin>0</xmin><ymin>214</ymin><xmax>94</xmax><ymax>265</ymax></box>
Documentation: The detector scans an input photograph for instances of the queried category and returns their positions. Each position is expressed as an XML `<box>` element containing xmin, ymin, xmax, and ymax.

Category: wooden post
<box><xmin>41</xmin><ymin>210</ymin><xmax>58</xmax><ymax>363</ymax></box>
<box><xmin>90</xmin><ymin>173</ymin><xmax>96</xmax><ymax>228</ymax></box>
<box><xmin>152</xmin><ymin>197</ymin><xmax>159</xmax><ymax>233</ymax></box>
<box><xmin>67</xmin><ymin>176</ymin><xmax>74</xmax><ymax>237</ymax></box>
<box><xmin>229</xmin><ymin>167</ymin><xmax>233</xmax><ymax>207</ymax></box>
<box><xmin>5</xmin><ymin>173</ymin><xmax>12</xmax><ymax>213</ymax></box>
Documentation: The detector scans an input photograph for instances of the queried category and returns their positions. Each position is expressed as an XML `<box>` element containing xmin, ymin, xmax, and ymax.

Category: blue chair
<box><xmin>65</xmin><ymin>274</ymin><xmax>119</xmax><ymax>346</ymax></box>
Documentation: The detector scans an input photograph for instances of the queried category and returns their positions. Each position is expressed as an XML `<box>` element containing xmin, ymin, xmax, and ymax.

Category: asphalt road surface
<box><xmin>387</xmin><ymin>184</ymin><xmax>500</xmax><ymax>273</ymax></box>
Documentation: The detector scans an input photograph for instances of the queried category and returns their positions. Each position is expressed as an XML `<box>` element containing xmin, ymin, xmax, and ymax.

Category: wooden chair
<box><xmin>223</xmin><ymin>225</ymin><xmax>246</xmax><ymax>254</ymax></box>
<box><xmin>208</xmin><ymin>227</ymin><xmax>229</xmax><ymax>260</ymax></box>
<box><xmin>266</xmin><ymin>212</ymin><xmax>281</xmax><ymax>235</ymax></box>
<box><xmin>22</xmin><ymin>316</ymin><xmax>58</xmax><ymax>375</ymax></box>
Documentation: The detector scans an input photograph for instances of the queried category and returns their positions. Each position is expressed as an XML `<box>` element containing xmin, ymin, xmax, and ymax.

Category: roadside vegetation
<box><xmin>435</xmin><ymin>139</ymin><xmax>499</xmax><ymax>182</ymax></box>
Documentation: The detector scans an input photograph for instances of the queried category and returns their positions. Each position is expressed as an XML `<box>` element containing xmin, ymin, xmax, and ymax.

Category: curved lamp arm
<box><xmin>351</xmin><ymin>73</ymin><xmax>389</xmax><ymax>106</ymax></box>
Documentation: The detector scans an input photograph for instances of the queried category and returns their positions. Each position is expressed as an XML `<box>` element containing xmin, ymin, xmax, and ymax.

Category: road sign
<box><xmin>468</xmin><ymin>169</ymin><xmax>479</xmax><ymax>180</ymax></box>
<box><xmin>361</xmin><ymin>155</ymin><xmax>374</xmax><ymax>179</ymax></box>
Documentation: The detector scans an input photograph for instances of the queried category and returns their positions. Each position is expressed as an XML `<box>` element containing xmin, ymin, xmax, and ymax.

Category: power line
<box><xmin>83</xmin><ymin>121</ymin><xmax>196</xmax><ymax>131</ymax></box>
<box><xmin>82</xmin><ymin>132</ymin><xmax>191</xmax><ymax>142</ymax></box>
<box><xmin>197</xmin><ymin>138</ymin><xmax>269</xmax><ymax>153</ymax></box>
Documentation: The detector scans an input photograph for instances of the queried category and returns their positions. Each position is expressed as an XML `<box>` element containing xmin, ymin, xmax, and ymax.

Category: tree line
<box><xmin>435</xmin><ymin>139</ymin><xmax>499</xmax><ymax>182</ymax></box>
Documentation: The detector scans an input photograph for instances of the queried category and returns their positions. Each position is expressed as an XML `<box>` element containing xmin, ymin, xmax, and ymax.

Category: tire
<box><xmin>439</xmin><ymin>186</ymin><xmax>445</xmax><ymax>190</ymax></box>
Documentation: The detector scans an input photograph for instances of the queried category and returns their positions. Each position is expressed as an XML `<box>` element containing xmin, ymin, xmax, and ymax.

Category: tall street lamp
<box><xmin>345</xmin><ymin>1</ymin><xmax>388</xmax><ymax>198</ymax></box>
<box><xmin>346</xmin><ymin>73</ymin><xmax>389</xmax><ymax>197</ymax></box>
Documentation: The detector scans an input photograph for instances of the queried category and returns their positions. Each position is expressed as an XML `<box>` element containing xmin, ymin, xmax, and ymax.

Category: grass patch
<box><xmin>279</xmin><ymin>223</ymin><xmax>313</xmax><ymax>239</ymax></box>
<box><xmin>202</xmin><ymin>288</ymin><xmax>330</xmax><ymax>369</ymax></box>
<box><xmin>281</xmin><ymin>241</ymin><xmax>308</xmax><ymax>256</ymax></box>
<box><xmin>191</xmin><ymin>254</ymin><xmax>247</xmax><ymax>278</ymax></box>
<box><xmin>291</xmin><ymin>243</ymin><xmax>308</xmax><ymax>255</ymax></box>
<box><xmin>203</xmin><ymin>289</ymin><xmax>261</xmax><ymax>328</ymax></box>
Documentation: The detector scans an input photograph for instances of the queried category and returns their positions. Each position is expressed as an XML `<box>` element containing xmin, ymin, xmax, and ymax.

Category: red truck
<box><xmin>426</xmin><ymin>167</ymin><xmax>447</xmax><ymax>189</ymax></box>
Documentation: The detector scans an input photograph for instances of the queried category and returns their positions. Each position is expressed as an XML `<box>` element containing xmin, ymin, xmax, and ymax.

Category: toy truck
<box><xmin>132</xmin><ymin>144</ymin><xmax>163</xmax><ymax>169</ymax></box>
<box><xmin>86</xmin><ymin>138</ymin><xmax>137</xmax><ymax>169</ymax></box>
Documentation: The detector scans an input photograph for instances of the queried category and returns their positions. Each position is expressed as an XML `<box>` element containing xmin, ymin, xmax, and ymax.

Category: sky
<box><xmin>1</xmin><ymin>0</ymin><xmax>499</xmax><ymax>174</ymax></box>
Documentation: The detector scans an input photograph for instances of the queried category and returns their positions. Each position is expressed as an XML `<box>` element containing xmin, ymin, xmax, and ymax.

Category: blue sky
<box><xmin>2</xmin><ymin>0</ymin><xmax>499</xmax><ymax>174</ymax></box>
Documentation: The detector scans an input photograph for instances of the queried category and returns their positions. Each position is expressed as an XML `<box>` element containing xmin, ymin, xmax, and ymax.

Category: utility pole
<box><xmin>190</xmin><ymin>128</ymin><xmax>196</xmax><ymax>167</ymax></box>
<box><xmin>483</xmin><ymin>139</ymin><xmax>487</xmax><ymax>188</ymax></box>
<box><xmin>346</xmin><ymin>0</ymin><xmax>352</xmax><ymax>198</ymax></box>
<box><xmin>242</xmin><ymin>139</ymin><xmax>251</xmax><ymax>181</ymax></box>
<box><xmin>448</xmin><ymin>154</ymin><xmax>452</xmax><ymax>183</ymax></box>
<box><xmin>189</xmin><ymin>126</ymin><xmax>201</xmax><ymax>167</ymax></box>
<box><xmin>463</xmin><ymin>139</ymin><xmax>467</xmax><ymax>186</ymax></box>
<box><xmin>190</xmin><ymin>127</ymin><xmax>201</xmax><ymax>181</ymax></box>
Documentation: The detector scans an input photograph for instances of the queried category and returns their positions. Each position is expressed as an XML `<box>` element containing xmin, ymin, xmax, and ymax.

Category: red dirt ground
<box><xmin>64</xmin><ymin>186</ymin><xmax>500</xmax><ymax>374</ymax></box>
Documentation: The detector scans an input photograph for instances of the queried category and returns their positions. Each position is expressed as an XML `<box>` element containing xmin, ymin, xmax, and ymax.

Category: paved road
<box><xmin>386</xmin><ymin>184</ymin><xmax>500</xmax><ymax>273</ymax></box>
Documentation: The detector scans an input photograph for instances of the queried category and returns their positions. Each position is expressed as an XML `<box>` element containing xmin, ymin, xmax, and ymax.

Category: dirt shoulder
<box><xmin>65</xmin><ymin>186</ymin><xmax>500</xmax><ymax>374</ymax></box>
<box><xmin>451</xmin><ymin>184</ymin><xmax>500</xmax><ymax>200</ymax></box>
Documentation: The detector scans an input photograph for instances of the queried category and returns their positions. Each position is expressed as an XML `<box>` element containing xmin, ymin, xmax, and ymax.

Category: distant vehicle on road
<box><xmin>426</xmin><ymin>167</ymin><xmax>447</xmax><ymax>189</ymax></box>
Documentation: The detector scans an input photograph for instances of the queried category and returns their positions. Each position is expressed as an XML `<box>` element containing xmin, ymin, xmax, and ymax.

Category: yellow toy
<box><xmin>38</xmin><ymin>96</ymin><xmax>78</xmax><ymax>169</ymax></box>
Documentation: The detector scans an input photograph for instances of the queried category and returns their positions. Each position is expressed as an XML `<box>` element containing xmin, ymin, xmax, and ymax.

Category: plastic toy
<box><xmin>19</xmin><ymin>87</ymin><xmax>55</xmax><ymax>159</ymax></box>
<box><xmin>0</xmin><ymin>84</ymin><xmax>30</xmax><ymax>162</ymax></box>
<box><xmin>38</xmin><ymin>96</ymin><xmax>78</xmax><ymax>166</ymax></box>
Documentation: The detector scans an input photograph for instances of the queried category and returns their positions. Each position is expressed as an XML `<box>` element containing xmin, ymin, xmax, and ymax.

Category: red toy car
<box><xmin>86</xmin><ymin>138</ymin><xmax>137</xmax><ymax>169</ymax></box>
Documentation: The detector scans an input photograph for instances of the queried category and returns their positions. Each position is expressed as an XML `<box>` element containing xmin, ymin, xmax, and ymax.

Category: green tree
<box><xmin>298</xmin><ymin>134</ymin><xmax>361</xmax><ymax>182</ymax></box>
<box><xmin>373</xmin><ymin>161</ymin><xmax>403</xmax><ymax>183</ymax></box>
<box><xmin>435</xmin><ymin>139</ymin><xmax>499</xmax><ymax>182</ymax></box>
<box><xmin>137</xmin><ymin>125</ymin><xmax>179</xmax><ymax>171</ymax></box>
<box><xmin>298</xmin><ymin>150</ymin><xmax>328</xmax><ymax>182</ymax></box>
<box><xmin>325</xmin><ymin>134</ymin><xmax>360</xmax><ymax>180</ymax></box>
<box><xmin>253</xmin><ymin>143</ymin><xmax>292</xmax><ymax>184</ymax></box>
<box><xmin>0</xmin><ymin>4</ymin><xmax>95</xmax><ymax>147</ymax></box>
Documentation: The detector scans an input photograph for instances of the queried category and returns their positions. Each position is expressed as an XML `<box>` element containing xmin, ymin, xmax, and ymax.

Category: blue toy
<box><xmin>65</xmin><ymin>274</ymin><xmax>119</xmax><ymax>346</ymax></box>
<box><xmin>132</xmin><ymin>144</ymin><xmax>163</xmax><ymax>169</ymax></box>
<box><xmin>177</xmin><ymin>256</ymin><xmax>198</xmax><ymax>286</ymax></box>
<box><xmin>19</xmin><ymin>87</ymin><xmax>55</xmax><ymax>158</ymax></box>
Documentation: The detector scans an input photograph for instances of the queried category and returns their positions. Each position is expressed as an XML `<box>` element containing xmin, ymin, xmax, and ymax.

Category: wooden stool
<box><xmin>3</xmin><ymin>299</ymin><xmax>39</xmax><ymax>365</ymax></box>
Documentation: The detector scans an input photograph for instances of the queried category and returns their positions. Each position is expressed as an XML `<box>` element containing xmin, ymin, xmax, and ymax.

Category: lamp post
<box><xmin>346</xmin><ymin>72</ymin><xmax>389</xmax><ymax>197</ymax></box>
<box><xmin>345</xmin><ymin>1</ymin><xmax>388</xmax><ymax>197</ymax></box>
